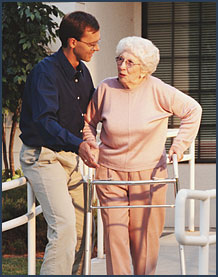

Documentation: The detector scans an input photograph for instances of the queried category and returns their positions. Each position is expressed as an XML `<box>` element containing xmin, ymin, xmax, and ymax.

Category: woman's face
<box><xmin>116</xmin><ymin>51</ymin><xmax>144</xmax><ymax>89</ymax></box>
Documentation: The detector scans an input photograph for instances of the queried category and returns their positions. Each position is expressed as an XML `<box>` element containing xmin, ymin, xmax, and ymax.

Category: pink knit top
<box><xmin>83</xmin><ymin>76</ymin><xmax>202</xmax><ymax>171</ymax></box>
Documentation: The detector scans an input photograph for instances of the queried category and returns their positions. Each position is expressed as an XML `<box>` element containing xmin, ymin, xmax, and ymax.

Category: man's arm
<box><xmin>78</xmin><ymin>141</ymin><xmax>99</xmax><ymax>168</ymax></box>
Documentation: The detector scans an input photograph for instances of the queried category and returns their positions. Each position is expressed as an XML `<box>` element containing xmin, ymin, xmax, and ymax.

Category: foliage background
<box><xmin>2</xmin><ymin>2</ymin><xmax>64</xmax><ymax>178</ymax></box>
<box><xmin>2</xmin><ymin>2</ymin><xmax>64</xmax><ymax>254</ymax></box>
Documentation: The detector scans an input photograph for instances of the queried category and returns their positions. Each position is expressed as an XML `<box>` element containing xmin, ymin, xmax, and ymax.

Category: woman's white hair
<box><xmin>116</xmin><ymin>36</ymin><xmax>160</xmax><ymax>75</ymax></box>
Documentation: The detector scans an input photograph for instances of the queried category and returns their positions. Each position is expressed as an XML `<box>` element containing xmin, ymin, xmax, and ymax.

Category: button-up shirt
<box><xmin>19</xmin><ymin>48</ymin><xmax>95</xmax><ymax>154</ymax></box>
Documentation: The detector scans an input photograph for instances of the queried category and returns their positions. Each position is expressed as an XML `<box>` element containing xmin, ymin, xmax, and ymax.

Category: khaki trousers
<box><xmin>20</xmin><ymin>144</ymin><xmax>86</xmax><ymax>275</ymax></box>
<box><xmin>95</xmin><ymin>165</ymin><xmax>168</xmax><ymax>275</ymax></box>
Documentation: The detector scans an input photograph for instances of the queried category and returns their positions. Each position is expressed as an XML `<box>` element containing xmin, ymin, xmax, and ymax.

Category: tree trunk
<box><xmin>9</xmin><ymin>108</ymin><xmax>20</xmax><ymax>177</ymax></box>
<box><xmin>2</xmin><ymin>114</ymin><xmax>9</xmax><ymax>178</ymax></box>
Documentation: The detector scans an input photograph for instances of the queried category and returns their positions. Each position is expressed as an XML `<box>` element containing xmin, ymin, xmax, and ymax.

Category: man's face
<box><xmin>73</xmin><ymin>28</ymin><xmax>100</xmax><ymax>62</ymax></box>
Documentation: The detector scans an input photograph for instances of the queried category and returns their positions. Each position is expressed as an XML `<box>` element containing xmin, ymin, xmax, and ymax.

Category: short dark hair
<box><xmin>59</xmin><ymin>11</ymin><xmax>100</xmax><ymax>47</ymax></box>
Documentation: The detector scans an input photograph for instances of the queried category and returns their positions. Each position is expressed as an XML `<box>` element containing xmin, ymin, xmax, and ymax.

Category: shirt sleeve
<box><xmin>160</xmin><ymin>81</ymin><xmax>202</xmax><ymax>154</ymax></box>
<box><xmin>31</xmin><ymin>71</ymin><xmax>83</xmax><ymax>153</ymax></box>
<box><xmin>83</xmin><ymin>87</ymin><xmax>102</xmax><ymax>142</ymax></box>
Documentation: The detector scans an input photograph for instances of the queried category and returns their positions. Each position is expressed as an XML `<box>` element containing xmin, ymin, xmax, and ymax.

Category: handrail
<box><xmin>2</xmin><ymin>205</ymin><xmax>42</xmax><ymax>232</ymax></box>
<box><xmin>175</xmin><ymin>188</ymin><xmax>216</xmax><ymax>275</ymax></box>
<box><xmin>2</xmin><ymin>178</ymin><xmax>42</xmax><ymax>275</ymax></box>
<box><xmin>2</xmin><ymin>176</ymin><xmax>27</xmax><ymax>191</ymax></box>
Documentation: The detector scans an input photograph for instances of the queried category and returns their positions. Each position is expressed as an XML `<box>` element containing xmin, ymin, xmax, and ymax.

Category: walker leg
<box><xmin>84</xmin><ymin>211</ymin><xmax>92</xmax><ymax>275</ymax></box>
<box><xmin>84</xmin><ymin>175</ymin><xmax>93</xmax><ymax>275</ymax></box>
<box><xmin>179</xmin><ymin>244</ymin><xmax>186</xmax><ymax>275</ymax></box>
<box><xmin>173</xmin><ymin>155</ymin><xmax>186</xmax><ymax>274</ymax></box>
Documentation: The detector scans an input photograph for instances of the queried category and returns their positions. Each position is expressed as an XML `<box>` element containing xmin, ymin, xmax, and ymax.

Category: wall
<box><xmin>48</xmin><ymin>1</ymin><xmax>142</xmax><ymax>86</ymax></box>
<box><xmin>83</xmin><ymin>1</ymin><xmax>141</xmax><ymax>85</ymax></box>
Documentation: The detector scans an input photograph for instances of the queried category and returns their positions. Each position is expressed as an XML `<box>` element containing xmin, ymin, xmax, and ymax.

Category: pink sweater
<box><xmin>83</xmin><ymin>76</ymin><xmax>202</xmax><ymax>171</ymax></box>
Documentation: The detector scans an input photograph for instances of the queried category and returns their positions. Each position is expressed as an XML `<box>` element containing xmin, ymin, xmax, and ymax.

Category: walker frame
<box><xmin>84</xmin><ymin>154</ymin><xmax>186</xmax><ymax>275</ymax></box>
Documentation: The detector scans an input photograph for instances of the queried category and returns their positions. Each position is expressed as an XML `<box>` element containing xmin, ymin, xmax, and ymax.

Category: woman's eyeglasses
<box><xmin>115</xmin><ymin>56</ymin><xmax>141</xmax><ymax>68</ymax></box>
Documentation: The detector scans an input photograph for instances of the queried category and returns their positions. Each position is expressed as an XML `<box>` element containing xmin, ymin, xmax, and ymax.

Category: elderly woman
<box><xmin>83</xmin><ymin>36</ymin><xmax>202</xmax><ymax>275</ymax></box>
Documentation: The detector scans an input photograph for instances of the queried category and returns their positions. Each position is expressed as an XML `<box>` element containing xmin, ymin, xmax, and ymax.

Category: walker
<box><xmin>84</xmin><ymin>154</ymin><xmax>186</xmax><ymax>275</ymax></box>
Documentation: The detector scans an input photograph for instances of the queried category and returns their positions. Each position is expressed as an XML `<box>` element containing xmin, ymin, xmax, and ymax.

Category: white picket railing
<box><xmin>2</xmin><ymin>178</ymin><xmax>42</xmax><ymax>275</ymax></box>
<box><xmin>175</xmin><ymin>188</ymin><xmax>216</xmax><ymax>275</ymax></box>
<box><xmin>167</xmin><ymin>129</ymin><xmax>196</xmax><ymax>231</ymax></box>
<box><xmin>2</xmin><ymin>128</ymin><xmax>195</xmax><ymax>274</ymax></box>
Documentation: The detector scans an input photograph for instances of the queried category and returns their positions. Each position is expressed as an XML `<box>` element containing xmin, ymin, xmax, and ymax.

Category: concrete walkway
<box><xmin>90</xmin><ymin>232</ymin><xmax>216</xmax><ymax>275</ymax></box>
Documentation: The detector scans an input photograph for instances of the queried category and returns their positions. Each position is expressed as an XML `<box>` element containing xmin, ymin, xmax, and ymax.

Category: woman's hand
<box><xmin>78</xmin><ymin>140</ymin><xmax>100</xmax><ymax>168</ymax></box>
<box><xmin>168</xmin><ymin>146</ymin><xmax>183</xmax><ymax>162</ymax></box>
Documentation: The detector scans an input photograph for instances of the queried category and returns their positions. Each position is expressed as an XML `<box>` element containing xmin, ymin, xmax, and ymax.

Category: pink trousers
<box><xmin>95</xmin><ymin>165</ymin><xmax>168</xmax><ymax>275</ymax></box>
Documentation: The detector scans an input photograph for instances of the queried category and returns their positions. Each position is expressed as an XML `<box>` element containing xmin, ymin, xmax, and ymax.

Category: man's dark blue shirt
<box><xmin>19</xmin><ymin>48</ymin><xmax>95</xmax><ymax>154</ymax></box>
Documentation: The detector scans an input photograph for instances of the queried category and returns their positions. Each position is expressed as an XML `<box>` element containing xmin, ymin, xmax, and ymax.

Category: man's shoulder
<box><xmin>30</xmin><ymin>51</ymin><xmax>60</xmax><ymax>79</ymax></box>
<box><xmin>38</xmin><ymin>51</ymin><xmax>59</xmax><ymax>69</ymax></box>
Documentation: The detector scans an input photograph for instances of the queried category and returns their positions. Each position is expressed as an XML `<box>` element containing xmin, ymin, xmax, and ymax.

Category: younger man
<box><xmin>19</xmin><ymin>11</ymin><xmax>100</xmax><ymax>275</ymax></box>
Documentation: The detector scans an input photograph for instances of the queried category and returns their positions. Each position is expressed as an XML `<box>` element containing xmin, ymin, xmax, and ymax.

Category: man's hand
<box><xmin>78</xmin><ymin>141</ymin><xmax>99</xmax><ymax>168</ymax></box>
<box><xmin>168</xmin><ymin>146</ymin><xmax>183</xmax><ymax>162</ymax></box>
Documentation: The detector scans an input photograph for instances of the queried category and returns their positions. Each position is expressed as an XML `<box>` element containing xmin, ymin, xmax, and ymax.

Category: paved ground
<box><xmin>90</xmin><ymin>231</ymin><xmax>216</xmax><ymax>275</ymax></box>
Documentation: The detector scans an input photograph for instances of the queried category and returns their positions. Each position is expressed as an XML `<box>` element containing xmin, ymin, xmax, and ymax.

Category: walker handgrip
<box><xmin>88</xmin><ymin>167</ymin><xmax>93</xmax><ymax>180</ymax></box>
<box><xmin>173</xmin><ymin>154</ymin><xmax>179</xmax><ymax>179</ymax></box>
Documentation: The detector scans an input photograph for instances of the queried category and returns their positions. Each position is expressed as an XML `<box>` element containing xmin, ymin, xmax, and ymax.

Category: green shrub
<box><xmin>2</xmin><ymin>256</ymin><xmax>43</xmax><ymax>275</ymax></box>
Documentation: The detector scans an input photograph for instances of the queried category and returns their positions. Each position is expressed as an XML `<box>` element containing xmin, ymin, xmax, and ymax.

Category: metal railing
<box><xmin>167</xmin><ymin>129</ymin><xmax>196</xmax><ymax>231</ymax></box>
<box><xmin>175</xmin><ymin>188</ymin><xmax>216</xmax><ymax>275</ymax></box>
<box><xmin>2</xmin><ymin>178</ymin><xmax>42</xmax><ymax>275</ymax></box>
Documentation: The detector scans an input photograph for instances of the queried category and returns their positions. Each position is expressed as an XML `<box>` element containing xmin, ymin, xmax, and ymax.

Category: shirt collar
<box><xmin>57</xmin><ymin>47</ymin><xmax>84</xmax><ymax>80</ymax></box>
